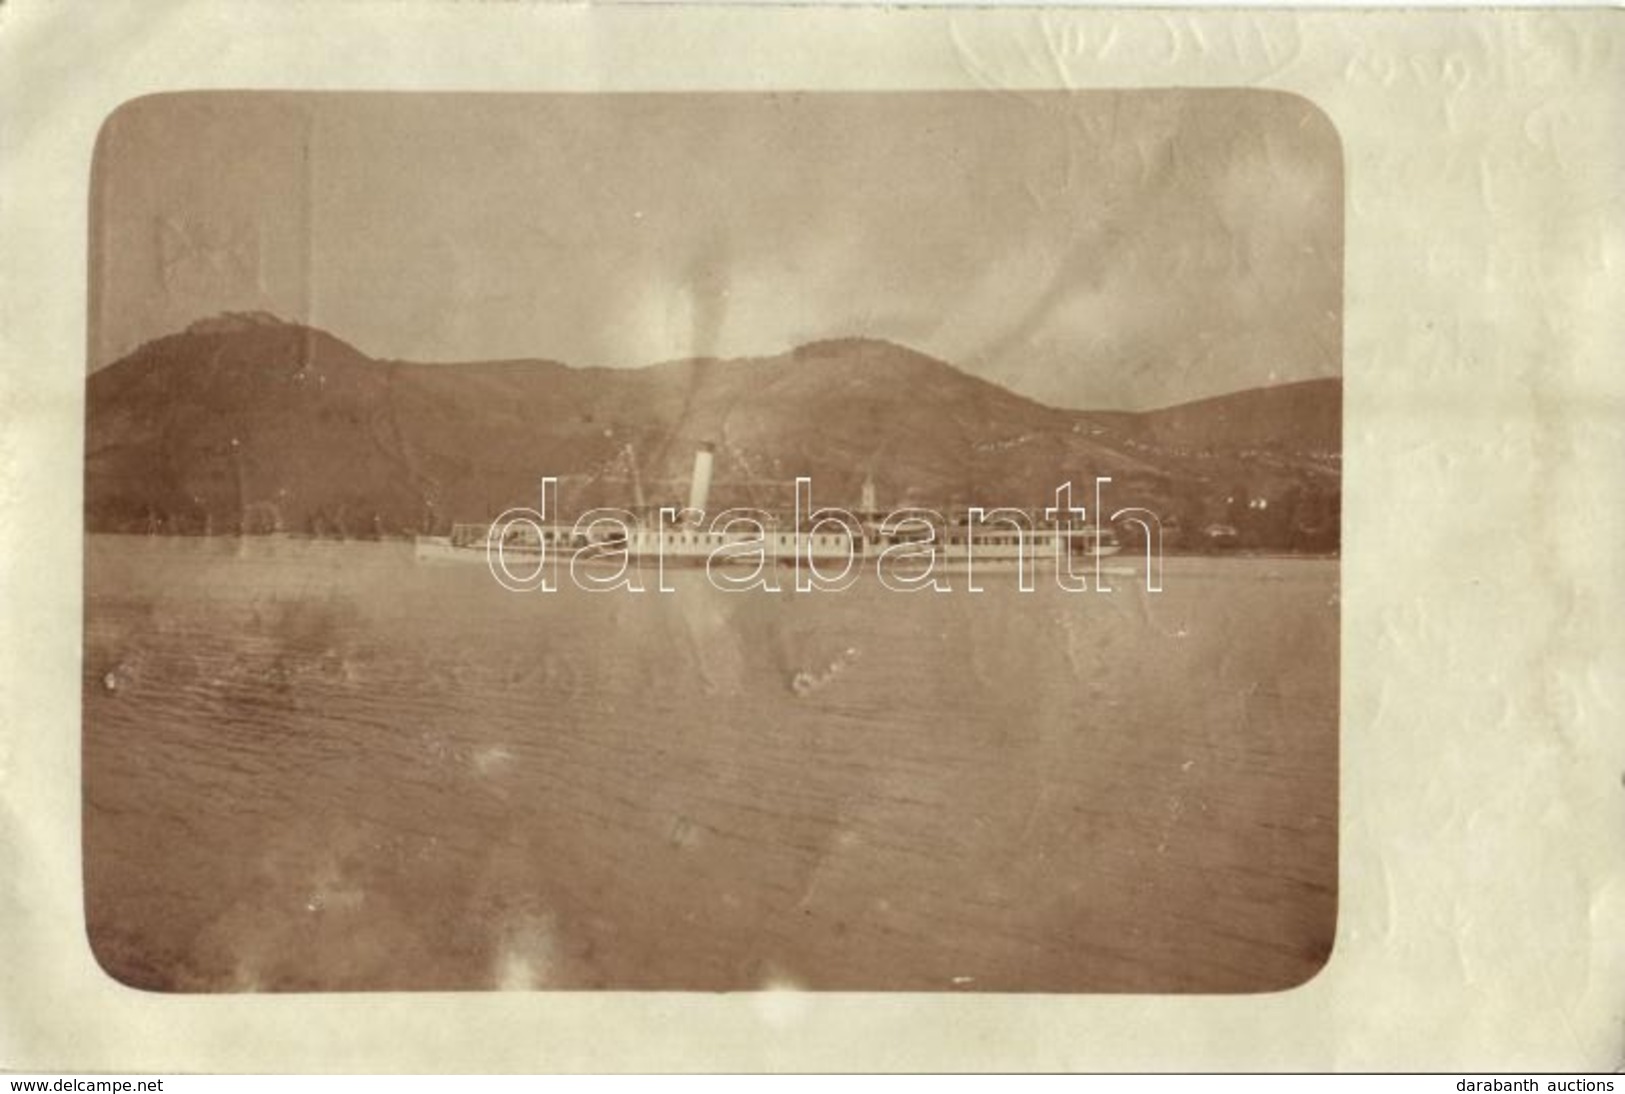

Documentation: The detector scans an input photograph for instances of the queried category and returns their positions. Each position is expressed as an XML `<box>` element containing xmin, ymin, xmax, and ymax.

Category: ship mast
<box><xmin>623</xmin><ymin>443</ymin><xmax>646</xmax><ymax>514</ymax></box>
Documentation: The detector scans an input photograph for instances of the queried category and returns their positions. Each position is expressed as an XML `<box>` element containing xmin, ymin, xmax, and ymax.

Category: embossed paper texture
<box><xmin>1</xmin><ymin>2</ymin><xmax>1621</xmax><ymax>1072</ymax></box>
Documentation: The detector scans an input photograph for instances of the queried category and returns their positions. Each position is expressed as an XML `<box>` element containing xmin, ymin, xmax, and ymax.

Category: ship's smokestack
<box><xmin>687</xmin><ymin>442</ymin><xmax>715</xmax><ymax>515</ymax></box>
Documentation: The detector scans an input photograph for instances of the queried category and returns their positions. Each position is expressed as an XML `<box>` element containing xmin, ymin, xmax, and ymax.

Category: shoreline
<box><xmin>82</xmin><ymin>529</ymin><xmax>1340</xmax><ymax>562</ymax></box>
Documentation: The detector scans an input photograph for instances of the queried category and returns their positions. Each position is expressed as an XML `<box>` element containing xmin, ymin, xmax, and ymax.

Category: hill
<box><xmin>85</xmin><ymin>314</ymin><xmax>1340</xmax><ymax>549</ymax></box>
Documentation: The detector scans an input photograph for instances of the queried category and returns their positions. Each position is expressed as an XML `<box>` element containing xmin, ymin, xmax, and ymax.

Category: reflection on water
<box><xmin>83</xmin><ymin>536</ymin><xmax>1338</xmax><ymax>992</ymax></box>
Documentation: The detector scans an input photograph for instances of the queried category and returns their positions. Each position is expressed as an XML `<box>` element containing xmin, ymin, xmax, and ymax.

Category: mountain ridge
<box><xmin>85</xmin><ymin>313</ymin><xmax>1341</xmax><ymax>549</ymax></box>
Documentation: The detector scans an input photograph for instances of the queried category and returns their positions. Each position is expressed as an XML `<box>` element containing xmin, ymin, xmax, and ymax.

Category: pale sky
<box><xmin>89</xmin><ymin>90</ymin><xmax>1341</xmax><ymax>410</ymax></box>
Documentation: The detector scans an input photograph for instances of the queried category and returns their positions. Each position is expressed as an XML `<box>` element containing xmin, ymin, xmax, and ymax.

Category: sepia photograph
<box><xmin>81</xmin><ymin>89</ymin><xmax>1343</xmax><ymax>994</ymax></box>
<box><xmin>0</xmin><ymin>0</ymin><xmax>1617</xmax><ymax>1077</ymax></box>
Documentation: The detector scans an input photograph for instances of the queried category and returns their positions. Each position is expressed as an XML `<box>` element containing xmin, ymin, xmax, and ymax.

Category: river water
<box><xmin>83</xmin><ymin>535</ymin><xmax>1338</xmax><ymax>992</ymax></box>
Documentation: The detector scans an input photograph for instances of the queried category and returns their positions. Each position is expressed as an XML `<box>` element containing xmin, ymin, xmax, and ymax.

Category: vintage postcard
<box><xmin>1</xmin><ymin>1</ymin><xmax>1620</xmax><ymax>1073</ymax></box>
<box><xmin>81</xmin><ymin>88</ymin><xmax>1341</xmax><ymax>995</ymax></box>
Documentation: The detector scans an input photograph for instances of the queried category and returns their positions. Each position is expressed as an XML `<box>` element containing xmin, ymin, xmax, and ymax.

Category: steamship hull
<box><xmin>414</xmin><ymin>527</ymin><xmax>1123</xmax><ymax>568</ymax></box>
